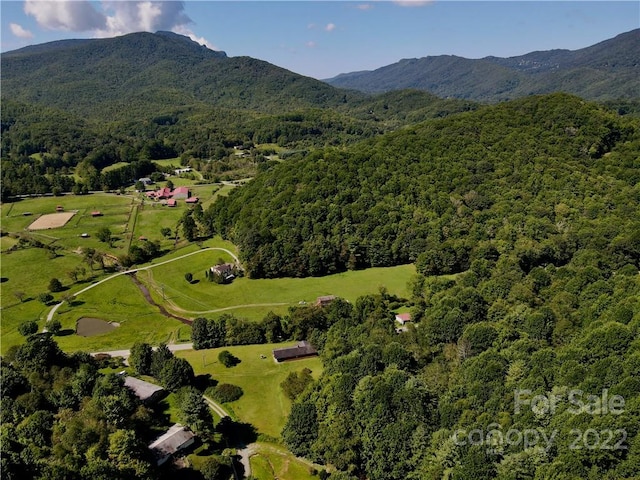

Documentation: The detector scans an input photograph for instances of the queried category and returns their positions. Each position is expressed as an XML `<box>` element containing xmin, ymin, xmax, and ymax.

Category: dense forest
<box><xmin>0</xmin><ymin>334</ymin><xmax>240</xmax><ymax>480</ymax></box>
<box><xmin>206</xmin><ymin>93</ymin><xmax>640</xmax><ymax>278</ymax></box>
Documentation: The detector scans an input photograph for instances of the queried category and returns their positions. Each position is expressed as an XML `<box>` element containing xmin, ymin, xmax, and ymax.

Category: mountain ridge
<box><xmin>324</xmin><ymin>29</ymin><xmax>640</xmax><ymax>102</ymax></box>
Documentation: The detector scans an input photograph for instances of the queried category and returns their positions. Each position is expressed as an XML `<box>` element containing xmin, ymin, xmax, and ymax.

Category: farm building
<box><xmin>174</xmin><ymin>168</ymin><xmax>192</xmax><ymax>175</ymax></box>
<box><xmin>148</xmin><ymin>424</ymin><xmax>196</xmax><ymax>466</ymax></box>
<box><xmin>185</xmin><ymin>197</ymin><xmax>199</xmax><ymax>204</ymax></box>
<box><xmin>171</xmin><ymin>186</ymin><xmax>189</xmax><ymax>199</ymax></box>
<box><xmin>91</xmin><ymin>211</ymin><xmax>102</xmax><ymax>217</ymax></box>
<box><xmin>124</xmin><ymin>376</ymin><xmax>166</xmax><ymax>405</ymax></box>
<box><xmin>166</xmin><ymin>199</ymin><xmax>177</xmax><ymax>207</ymax></box>
<box><xmin>56</xmin><ymin>205</ymin><xmax>64</xmax><ymax>212</ymax></box>
<box><xmin>395</xmin><ymin>313</ymin><xmax>412</xmax><ymax>325</ymax></box>
<box><xmin>273</xmin><ymin>341</ymin><xmax>318</xmax><ymax>362</ymax></box>
<box><xmin>138</xmin><ymin>177</ymin><xmax>153</xmax><ymax>185</ymax></box>
<box><xmin>315</xmin><ymin>295</ymin><xmax>336</xmax><ymax>307</ymax></box>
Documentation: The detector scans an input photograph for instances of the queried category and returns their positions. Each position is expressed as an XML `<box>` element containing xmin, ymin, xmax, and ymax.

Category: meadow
<box><xmin>1</xmin><ymin>188</ymin><xmax>416</xmax><ymax>356</ymax></box>
<box><xmin>176</xmin><ymin>343</ymin><xmax>323</xmax><ymax>439</ymax></box>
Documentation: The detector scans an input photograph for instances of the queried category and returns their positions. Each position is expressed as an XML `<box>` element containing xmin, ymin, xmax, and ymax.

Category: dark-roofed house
<box><xmin>124</xmin><ymin>376</ymin><xmax>166</xmax><ymax>405</ymax></box>
<box><xmin>315</xmin><ymin>295</ymin><xmax>336</xmax><ymax>307</ymax></box>
<box><xmin>273</xmin><ymin>341</ymin><xmax>318</xmax><ymax>362</ymax></box>
<box><xmin>148</xmin><ymin>423</ymin><xmax>196</xmax><ymax>466</ymax></box>
<box><xmin>211</xmin><ymin>263</ymin><xmax>235</xmax><ymax>280</ymax></box>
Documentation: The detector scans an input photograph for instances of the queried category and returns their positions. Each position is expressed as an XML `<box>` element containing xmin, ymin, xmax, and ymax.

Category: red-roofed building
<box><xmin>167</xmin><ymin>199</ymin><xmax>177</xmax><ymax>207</ymax></box>
<box><xmin>159</xmin><ymin>187</ymin><xmax>173</xmax><ymax>199</ymax></box>
<box><xmin>171</xmin><ymin>186</ymin><xmax>189</xmax><ymax>199</ymax></box>
<box><xmin>395</xmin><ymin>313</ymin><xmax>412</xmax><ymax>325</ymax></box>
<box><xmin>91</xmin><ymin>211</ymin><xmax>102</xmax><ymax>217</ymax></box>
<box><xmin>185</xmin><ymin>197</ymin><xmax>199</xmax><ymax>204</ymax></box>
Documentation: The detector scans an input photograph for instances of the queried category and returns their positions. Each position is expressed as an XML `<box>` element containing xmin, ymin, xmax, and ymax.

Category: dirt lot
<box><xmin>76</xmin><ymin>317</ymin><xmax>117</xmax><ymax>337</ymax></box>
<box><xmin>27</xmin><ymin>212</ymin><xmax>76</xmax><ymax>230</ymax></box>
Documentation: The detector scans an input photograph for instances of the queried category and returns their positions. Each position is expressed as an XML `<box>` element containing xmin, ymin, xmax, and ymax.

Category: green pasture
<box><xmin>0</xmin><ymin>246</ymin><xmax>90</xmax><ymax>352</ymax></box>
<box><xmin>0</xmin><ymin>193</ymin><xmax>136</xmax><ymax>254</ymax></box>
<box><xmin>52</xmin><ymin>274</ymin><xmax>184</xmax><ymax>353</ymax></box>
<box><xmin>176</xmin><ymin>343</ymin><xmax>323</xmax><ymax>438</ymax></box>
<box><xmin>249</xmin><ymin>443</ymin><xmax>320</xmax><ymax>480</ymax></box>
<box><xmin>101</xmin><ymin>162</ymin><xmax>129</xmax><ymax>172</ymax></box>
<box><xmin>141</xmin><ymin>260</ymin><xmax>415</xmax><ymax>319</ymax></box>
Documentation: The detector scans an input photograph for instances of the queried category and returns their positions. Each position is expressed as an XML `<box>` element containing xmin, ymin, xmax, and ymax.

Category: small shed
<box><xmin>91</xmin><ymin>211</ymin><xmax>102</xmax><ymax>217</ymax></box>
<box><xmin>56</xmin><ymin>205</ymin><xmax>64</xmax><ymax>212</ymax></box>
<box><xmin>166</xmin><ymin>199</ymin><xmax>177</xmax><ymax>207</ymax></box>
<box><xmin>148</xmin><ymin>424</ymin><xmax>196</xmax><ymax>466</ymax></box>
<box><xmin>185</xmin><ymin>197</ymin><xmax>199</xmax><ymax>204</ymax></box>
<box><xmin>273</xmin><ymin>341</ymin><xmax>318</xmax><ymax>362</ymax></box>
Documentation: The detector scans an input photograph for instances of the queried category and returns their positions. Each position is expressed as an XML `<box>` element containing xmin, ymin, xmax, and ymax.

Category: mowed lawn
<box><xmin>176</xmin><ymin>343</ymin><xmax>323</xmax><ymax>439</ymax></box>
<box><xmin>142</xmin><ymin>259</ymin><xmax>415</xmax><ymax>318</ymax></box>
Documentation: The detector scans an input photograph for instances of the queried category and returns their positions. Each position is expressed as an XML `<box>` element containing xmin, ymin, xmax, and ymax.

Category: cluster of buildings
<box><xmin>144</xmin><ymin>186</ymin><xmax>199</xmax><ymax>206</ymax></box>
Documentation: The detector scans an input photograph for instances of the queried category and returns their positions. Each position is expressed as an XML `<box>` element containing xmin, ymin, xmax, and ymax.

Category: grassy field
<box><xmin>141</xmin><ymin>261</ymin><xmax>415</xmax><ymax>319</ymax></box>
<box><xmin>176</xmin><ymin>343</ymin><xmax>323</xmax><ymax>439</ymax></box>
<box><xmin>249</xmin><ymin>443</ymin><xmax>321</xmax><ymax>480</ymax></box>
<box><xmin>1</xmin><ymin>191</ymin><xmax>416</xmax><ymax>356</ymax></box>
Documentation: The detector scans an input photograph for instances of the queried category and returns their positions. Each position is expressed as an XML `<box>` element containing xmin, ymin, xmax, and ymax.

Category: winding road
<box><xmin>44</xmin><ymin>247</ymin><xmax>239</xmax><ymax>327</ymax></box>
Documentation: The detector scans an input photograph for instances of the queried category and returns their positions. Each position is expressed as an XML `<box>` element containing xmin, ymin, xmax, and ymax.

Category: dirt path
<box><xmin>127</xmin><ymin>272</ymin><xmax>192</xmax><ymax>325</ymax></box>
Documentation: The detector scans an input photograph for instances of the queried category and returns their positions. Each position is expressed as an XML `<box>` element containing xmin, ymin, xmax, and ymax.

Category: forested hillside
<box><xmin>229</xmin><ymin>94</ymin><xmax>640</xmax><ymax>479</ymax></box>
<box><xmin>325</xmin><ymin>29</ymin><xmax>640</xmax><ymax>102</ymax></box>
<box><xmin>207</xmin><ymin>93</ymin><xmax>640</xmax><ymax>278</ymax></box>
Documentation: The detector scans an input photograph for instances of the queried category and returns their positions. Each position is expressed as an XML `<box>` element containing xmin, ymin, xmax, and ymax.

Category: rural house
<box><xmin>315</xmin><ymin>295</ymin><xmax>336</xmax><ymax>307</ymax></box>
<box><xmin>210</xmin><ymin>263</ymin><xmax>235</xmax><ymax>281</ymax></box>
<box><xmin>395</xmin><ymin>313</ymin><xmax>412</xmax><ymax>325</ymax></box>
<box><xmin>273</xmin><ymin>341</ymin><xmax>318</xmax><ymax>362</ymax></box>
<box><xmin>148</xmin><ymin>423</ymin><xmax>196</xmax><ymax>466</ymax></box>
<box><xmin>124</xmin><ymin>376</ymin><xmax>166</xmax><ymax>405</ymax></box>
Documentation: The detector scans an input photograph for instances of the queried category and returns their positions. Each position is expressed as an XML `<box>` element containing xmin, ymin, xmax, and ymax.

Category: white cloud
<box><xmin>23</xmin><ymin>0</ymin><xmax>214</xmax><ymax>48</ymax></box>
<box><xmin>393</xmin><ymin>0</ymin><xmax>434</xmax><ymax>7</ymax></box>
<box><xmin>356</xmin><ymin>4</ymin><xmax>374</xmax><ymax>11</ymax></box>
<box><xmin>24</xmin><ymin>0</ymin><xmax>106</xmax><ymax>31</ymax></box>
<box><xmin>306</xmin><ymin>41</ymin><xmax>317</xmax><ymax>48</ymax></box>
<box><xmin>325</xmin><ymin>23</ymin><xmax>336</xmax><ymax>32</ymax></box>
<box><xmin>10</xmin><ymin>22</ymin><xmax>34</xmax><ymax>39</ymax></box>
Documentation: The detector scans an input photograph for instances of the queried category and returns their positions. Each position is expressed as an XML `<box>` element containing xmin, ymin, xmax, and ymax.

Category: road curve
<box><xmin>45</xmin><ymin>247</ymin><xmax>239</xmax><ymax>325</ymax></box>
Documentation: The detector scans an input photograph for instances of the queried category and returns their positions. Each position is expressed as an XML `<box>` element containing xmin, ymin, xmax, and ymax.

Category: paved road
<box><xmin>45</xmin><ymin>247</ymin><xmax>239</xmax><ymax>325</ymax></box>
<box><xmin>90</xmin><ymin>343</ymin><xmax>195</xmax><ymax>358</ymax></box>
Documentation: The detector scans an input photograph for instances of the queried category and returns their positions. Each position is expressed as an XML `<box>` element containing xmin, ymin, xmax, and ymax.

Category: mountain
<box><xmin>1</xmin><ymin>31</ymin><xmax>364</xmax><ymax>120</ymax></box>
<box><xmin>324</xmin><ymin>29</ymin><xmax>640</xmax><ymax>102</ymax></box>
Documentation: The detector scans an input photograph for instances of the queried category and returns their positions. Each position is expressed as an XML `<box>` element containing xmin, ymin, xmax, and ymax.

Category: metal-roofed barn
<box><xmin>148</xmin><ymin>423</ymin><xmax>196</xmax><ymax>466</ymax></box>
<box><xmin>272</xmin><ymin>341</ymin><xmax>318</xmax><ymax>362</ymax></box>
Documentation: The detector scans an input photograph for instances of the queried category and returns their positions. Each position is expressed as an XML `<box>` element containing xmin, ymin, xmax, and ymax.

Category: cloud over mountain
<box><xmin>23</xmin><ymin>0</ymin><xmax>214</xmax><ymax>48</ymax></box>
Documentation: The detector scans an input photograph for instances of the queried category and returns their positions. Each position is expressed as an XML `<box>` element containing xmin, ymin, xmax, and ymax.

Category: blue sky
<box><xmin>2</xmin><ymin>1</ymin><xmax>638</xmax><ymax>79</ymax></box>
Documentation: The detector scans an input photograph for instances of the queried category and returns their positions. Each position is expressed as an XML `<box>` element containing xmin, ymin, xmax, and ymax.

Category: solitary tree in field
<box><xmin>18</xmin><ymin>320</ymin><xmax>38</xmax><ymax>337</ymax></box>
<box><xmin>13</xmin><ymin>291</ymin><xmax>26</xmax><ymax>303</ymax></box>
<box><xmin>96</xmin><ymin>227</ymin><xmax>112</xmax><ymax>244</ymax></box>
<box><xmin>185</xmin><ymin>272</ymin><xmax>193</xmax><ymax>283</ymax></box>
<box><xmin>48</xmin><ymin>278</ymin><xmax>64</xmax><ymax>293</ymax></box>
<box><xmin>38</xmin><ymin>292</ymin><xmax>53</xmax><ymax>304</ymax></box>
